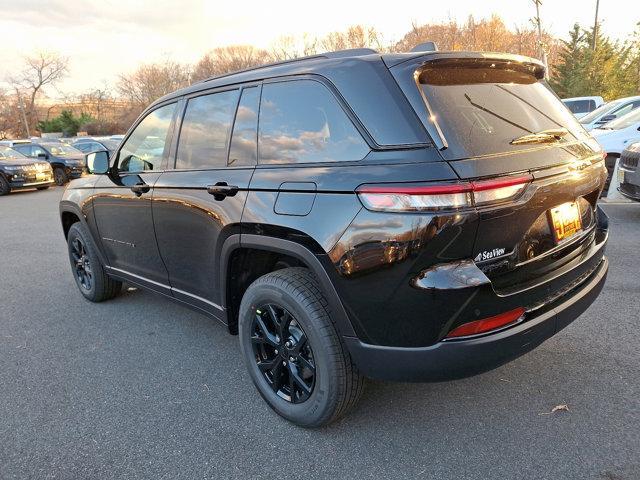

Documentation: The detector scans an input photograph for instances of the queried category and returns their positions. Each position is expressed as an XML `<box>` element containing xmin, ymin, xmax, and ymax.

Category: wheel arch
<box><xmin>221</xmin><ymin>233</ymin><xmax>356</xmax><ymax>339</ymax></box>
<box><xmin>59</xmin><ymin>202</ymin><xmax>109</xmax><ymax>267</ymax></box>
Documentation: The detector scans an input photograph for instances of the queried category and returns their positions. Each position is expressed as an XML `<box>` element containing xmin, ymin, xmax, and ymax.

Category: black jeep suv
<box><xmin>14</xmin><ymin>142</ymin><xmax>85</xmax><ymax>185</ymax></box>
<box><xmin>59</xmin><ymin>48</ymin><xmax>609</xmax><ymax>427</ymax></box>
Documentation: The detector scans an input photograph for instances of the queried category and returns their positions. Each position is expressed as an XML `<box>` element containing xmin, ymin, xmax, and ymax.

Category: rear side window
<box><xmin>417</xmin><ymin>59</ymin><xmax>588</xmax><ymax>159</ymax></box>
<box><xmin>258</xmin><ymin>80</ymin><xmax>369</xmax><ymax>164</ymax></box>
<box><xmin>13</xmin><ymin>145</ymin><xmax>32</xmax><ymax>156</ymax></box>
<box><xmin>176</xmin><ymin>90</ymin><xmax>239</xmax><ymax>170</ymax></box>
<box><xmin>228</xmin><ymin>86</ymin><xmax>260</xmax><ymax>167</ymax></box>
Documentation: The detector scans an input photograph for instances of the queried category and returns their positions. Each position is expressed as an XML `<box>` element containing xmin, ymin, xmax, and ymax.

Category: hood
<box><xmin>592</xmin><ymin>127</ymin><xmax>640</xmax><ymax>154</ymax></box>
<box><xmin>0</xmin><ymin>158</ymin><xmax>47</xmax><ymax>168</ymax></box>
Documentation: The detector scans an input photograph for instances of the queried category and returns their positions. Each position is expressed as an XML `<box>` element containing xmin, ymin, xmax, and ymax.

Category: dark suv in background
<box><xmin>60</xmin><ymin>48</ymin><xmax>609</xmax><ymax>427</ymax></box>
<box><xmin>0</xmin><ymin>146</ymin><xmax>54</xmax><ymax>195</ymax></box>
<box><xmin>14</xmin><ymin>142</ymin><xmax>85</xmax><ymax>185</ymax></box>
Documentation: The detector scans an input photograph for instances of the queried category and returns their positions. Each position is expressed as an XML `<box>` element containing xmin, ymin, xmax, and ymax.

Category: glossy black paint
<box><xmin>60</xmin><ymin>49</ymin><xmax>609</xmax><ymax>382</ymax></box>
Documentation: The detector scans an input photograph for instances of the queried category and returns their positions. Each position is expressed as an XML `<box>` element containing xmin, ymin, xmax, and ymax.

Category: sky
<box><xmin>0</xmin><ymin>0</ymin><xmax>637</xmax><ymax>96</ymax></box>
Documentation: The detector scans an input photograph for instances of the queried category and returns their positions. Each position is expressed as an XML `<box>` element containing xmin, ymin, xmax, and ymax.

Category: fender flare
<box><xmin>59</xmin><ymin>201</ymin><xmax>109</xmax><ymax>267</ymax></box>
<box><xmin>220</xmin><ymin>233</ymin><xmax>356</xmax><ymax>338</ymax></box>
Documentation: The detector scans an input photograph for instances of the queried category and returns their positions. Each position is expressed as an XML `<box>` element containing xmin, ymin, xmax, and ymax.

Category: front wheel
<box><xmin>67</xmin><ymin>222</ymin><xmax>122</xmax><ymax>302</ymax></box>
<box><xmin>53</xmin><ymin>167</ymin><xmax>68</xmax><ymax>186</ymax></box>
<box><xmin>0</xmin><ymin>176</ymin><xmax>10</xmax><ymax>196</ymax></box>
<box><xmin>239</xmin><ymin>267</ymin><xmax>364</xmax><ymax>427</ymax></box>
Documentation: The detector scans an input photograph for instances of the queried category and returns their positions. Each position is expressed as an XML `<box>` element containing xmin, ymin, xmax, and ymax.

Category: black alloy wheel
<box><xmin>251</xmin><ymin>303</ymin><xmax>316</xmax><ymax>403</ymax></box>
<box><xmin>54</xmin><ymin>167</ymin><xmax>67</xmax><ymax>186</ymax></box>
<box><xmin>70</xmin><ymin>236</ymin><xmax>93</xmax><ymax>291</ymax></box>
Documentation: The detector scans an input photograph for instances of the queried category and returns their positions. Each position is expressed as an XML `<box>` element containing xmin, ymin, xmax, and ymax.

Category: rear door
<box><xmin>152</xmin><ymin>85</ymin><xmax>259</xmax><ymax>317</ymax></box>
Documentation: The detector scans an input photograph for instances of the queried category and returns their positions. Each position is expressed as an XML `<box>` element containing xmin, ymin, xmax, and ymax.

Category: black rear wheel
<box><xmin>239</xmin><ymin>267</ymin><xmax>364</xmax><ymax>427</ymax></box>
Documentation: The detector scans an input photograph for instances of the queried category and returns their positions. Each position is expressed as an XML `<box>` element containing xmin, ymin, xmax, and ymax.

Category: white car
<box><xmin>580</xmin><ymin>96</ymin><xmax>640</xmax><ymax>131</ymax></box>
<box><xmin>591</xmin><ymin>108</ymin><xmax>640</xmax><ymax>194</ymax></box>
<box><xmin>562</xmin><ymin>96</ymin><xmax>603</xmax><ymax>119</ymax></box>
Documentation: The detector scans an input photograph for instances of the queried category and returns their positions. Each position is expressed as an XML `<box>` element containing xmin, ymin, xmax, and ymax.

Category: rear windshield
<box><xmin>564</xmin><ymin>99</ymin><xmax>594</xmax><ymax>114</ymax></box>
<box><xmin>417</xmin><ymin>59</ymin><xmax>588</xmax><ymax>159</ymax></box>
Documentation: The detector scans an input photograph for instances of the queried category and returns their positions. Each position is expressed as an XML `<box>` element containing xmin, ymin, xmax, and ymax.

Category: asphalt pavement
<box><xmin>1</xmin><ymin>187</ymin><xmax>639</xmax><ymax>479</ymax></box>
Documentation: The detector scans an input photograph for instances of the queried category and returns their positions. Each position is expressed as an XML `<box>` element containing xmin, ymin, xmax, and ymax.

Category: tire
<box><xmin>67</xmin><ymin>222</ymin><xmax>122</xmax><ymax>302</ymax></box>
<box><xmin>239</xmin><ymin>267</ymin><xmax>364</xmax><ymax>427</ymax></box>
<box><xmin>53</xmin><ymin>167</ymin><xmax>68</xmax><ymax>186</ymax></box>
<box><xmin>0</xmin><ymin>175</ymin><xmax>10</xmax><ymax>196</ymax></box>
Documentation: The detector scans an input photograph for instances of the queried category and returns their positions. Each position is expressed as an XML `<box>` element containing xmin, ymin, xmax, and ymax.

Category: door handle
<box><xmin>130</xmin><ymin>182</ymin><xmax>151</xmax><ymax>197</ymax></box>
<box><xmin>207</xmin><ymin>183</ymin><xmax>239</xmax><ymax>200</ymax></box>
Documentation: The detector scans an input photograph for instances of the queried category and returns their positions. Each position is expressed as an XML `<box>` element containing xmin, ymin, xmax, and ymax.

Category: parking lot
<box><xmin>0</xmin><ymin>186</ymin><xmax>639</xmax><ymax>479</ymax></box>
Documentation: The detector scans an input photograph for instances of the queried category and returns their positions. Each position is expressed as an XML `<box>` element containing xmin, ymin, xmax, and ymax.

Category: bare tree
<box><xmin>117</xmin><ymin>59</ymin><xmax>191</xmax><ymax>107</ymax></box>
<box><xmin>192</xmin><ymin>45</ymin><xmax>271</xmax><ymax>82</ymax></box>
<box><xmin>6</xmin><ymin>51</ymin><xmax>68</xmax><ymax>134</ymax></box>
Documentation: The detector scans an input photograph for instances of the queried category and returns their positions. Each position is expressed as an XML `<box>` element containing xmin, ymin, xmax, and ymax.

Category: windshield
<box><xmin>602</xmin><ymin>108</ymin><xmax>640</xmax><ymax>130</ymax></box>
<box><xmin>417</xmin><ymin>59</ymin><xmax>588</xmax><ymax>159</ymax></box>
<box><xmin>47</xmin><ymin>144</ymin><xmax>82</xmax><ymax>156</ymax></box>
<box><xmin>580</xmin><ymin>101</ymin><xmax>620</xmax><ymax>124</ymax></box>
<box><xmin>0</xmin><ymin>146</ymin><xmax>27</xmax><ymax>161</ymax></box>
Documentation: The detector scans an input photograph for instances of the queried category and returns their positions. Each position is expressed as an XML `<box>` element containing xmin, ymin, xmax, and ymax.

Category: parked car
<box><xmin>0</xmin><ymin>139</ymin><xmax>31</xmax><ymax>148</ymax></box>
<box><xmin>13</xmin><ymin>142</ymin><xmax>85</xmax><ymax>185</ymax></box>
<box><xmin>618</xmin><ymin>142</ymin><xmax>640</xmax><ymax>201</ymax></box>
<box><xmin>72</xmin><ymin>137</ymin><xmax>121</xmax><ymax>155</ymax></box>
<box><xmin>562</xmin><ymin>96</ymin><xmax>603</xmax><ymax>119</ymax></box>
<box><xmin>0</xmin><ymin>146</ymin><xmax>54</xmax><ymax>195</ymax></box>
<box><xmin>580</xmin><ymin>96</ymin><xmax>640</xmax><ymax>131</ymax></box>
<box><xmin>590</xmin><ymin>108</ymin><xmax>640</xmax><ymax>193</ymax></box>
<box><xmin>59</xmin><ymin>48</ymin><xmax>609</xmax><ymax>427</ymax></box>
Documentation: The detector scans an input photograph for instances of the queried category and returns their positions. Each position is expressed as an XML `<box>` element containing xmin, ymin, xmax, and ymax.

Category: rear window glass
<box><xmin>258</xmin><ymin>80</ymin><xmax>369</xmax><ymax>164</ymax></box>
<box><xmin>564</xmin><ymin>100</ymin><xmax>594</xmax><ymax>114</ymax></box>
<box><xmin>176</xmin><ymin>90</ymin><xmax>239</xmax><ymax>170</ymax></box>
<box><xmin>418</xmin><ymin>59</ymin><xmax>588</xmax><ymax>159</ymax></box>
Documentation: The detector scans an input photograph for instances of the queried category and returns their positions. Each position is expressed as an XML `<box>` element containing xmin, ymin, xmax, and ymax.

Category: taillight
<box><xmin>356</xmin><ymin>175</ymin><xmax>532</xmax><ymax>212</ymax></box>
<box><xmin>445</xmin><ymin>307</ymin><xmax>525</xmax><ymax>339</ymax></box>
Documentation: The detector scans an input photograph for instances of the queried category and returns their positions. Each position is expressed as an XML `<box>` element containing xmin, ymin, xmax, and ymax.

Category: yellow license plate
<box><xmin>549</xmin><ymin>202</ymin><xmax>582</xmax><ymax>243</ymax></box>
<box><xmin>36</xmin><ymin>172</ymin><xmax>47</xmax><ymax>181</ymax></box>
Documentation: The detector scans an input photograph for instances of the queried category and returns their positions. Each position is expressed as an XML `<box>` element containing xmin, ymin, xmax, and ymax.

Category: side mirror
<box><xmin>37</xmin><ymin>152</ymin><xmax>48</xmax><ymax>159</ymax></box>
<box><xmin>86</xmin><ymin>150</ymin><xmax>110</xmax><ymax>174</ymax></box>
<box><xmin>600</xmin><ymin>114</ymin><xmax>616</xmax><ymax>123</ymax></box>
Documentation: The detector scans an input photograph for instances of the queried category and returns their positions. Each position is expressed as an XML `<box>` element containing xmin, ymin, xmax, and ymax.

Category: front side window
<box><xmin>118</xmin><ymin>103</ymin><xmax>176</xmax><ymax>173</ymax></box>
<box><xmin>176</xmin><ymin>90</ymin><xmax>239</xmax><ymax>170</ymax></box>
<box><xmin>259</xmin><ymin>80</ymin><xmax>369</xmax><ymax>164</ymax></box>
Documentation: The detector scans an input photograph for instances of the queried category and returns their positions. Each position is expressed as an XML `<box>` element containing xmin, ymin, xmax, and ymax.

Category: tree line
<box><xmin>1</xmin><ymin>17</ymin><xmax>639</xmax><ymax>139</ymax></box>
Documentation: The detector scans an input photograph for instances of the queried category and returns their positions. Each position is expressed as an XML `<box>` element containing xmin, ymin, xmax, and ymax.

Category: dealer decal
<box><xmin>474</xmin><ymin>247</ymin><xmax>506</xmax><ymax>262</ymax></box>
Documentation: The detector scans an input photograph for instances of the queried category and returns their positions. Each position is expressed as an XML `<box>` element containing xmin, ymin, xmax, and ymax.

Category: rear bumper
<box><xmin>345</xmin><ymin>254</ymin><xmax>608</xmax><ymax>382</ymax></box>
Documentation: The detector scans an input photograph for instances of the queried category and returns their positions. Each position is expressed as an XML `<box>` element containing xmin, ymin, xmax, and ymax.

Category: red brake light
<box><xmin>356</xmin><ymin>175</ymin><xmax>532</xmax><ymax>212</ymax></box>
<box><xmin>445</xmin><ymin>307</ymin><xmax>526</xmax><ymax>339</ymax></box>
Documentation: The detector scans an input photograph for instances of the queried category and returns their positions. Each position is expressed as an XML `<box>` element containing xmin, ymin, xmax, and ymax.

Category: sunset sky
<box><xmin>0</xmin><ymin>0</ymin><xmax>636</xmax><ymax>95</ymax></box>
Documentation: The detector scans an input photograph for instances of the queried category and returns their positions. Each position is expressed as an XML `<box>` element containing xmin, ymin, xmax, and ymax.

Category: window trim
<box><xmin>113</xmin><ymin>100</ymin><xmax>180</xmax><ymax>174</ymax></box>
<box><xmin>257</xmin><ymin>75</ymin><xmax>372</xmax><ymax>166</ymax></box>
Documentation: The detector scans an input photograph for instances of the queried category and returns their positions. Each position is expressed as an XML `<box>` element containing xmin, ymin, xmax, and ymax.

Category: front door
<box><xmin>92</xmin><ymin>102</ymin><xmax>178</xmax><ymax>292</ymax></box>
<box><xmin>153</xmin><ymin>86</ymin><xmax>260</xmax><ymax>316</ymax></box>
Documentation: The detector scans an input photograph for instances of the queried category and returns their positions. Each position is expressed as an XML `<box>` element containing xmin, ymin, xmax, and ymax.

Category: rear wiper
<box><xmin>510</xmin><ymin>128</ymin><xmax>569</xmax><ymax>145</ymax></box>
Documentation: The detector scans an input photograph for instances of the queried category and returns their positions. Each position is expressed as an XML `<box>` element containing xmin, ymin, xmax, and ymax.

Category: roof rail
<box><xmin>201</xmin><ymin>48</ymin><xmax>379</xmax><ymax>84</ymax></box>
